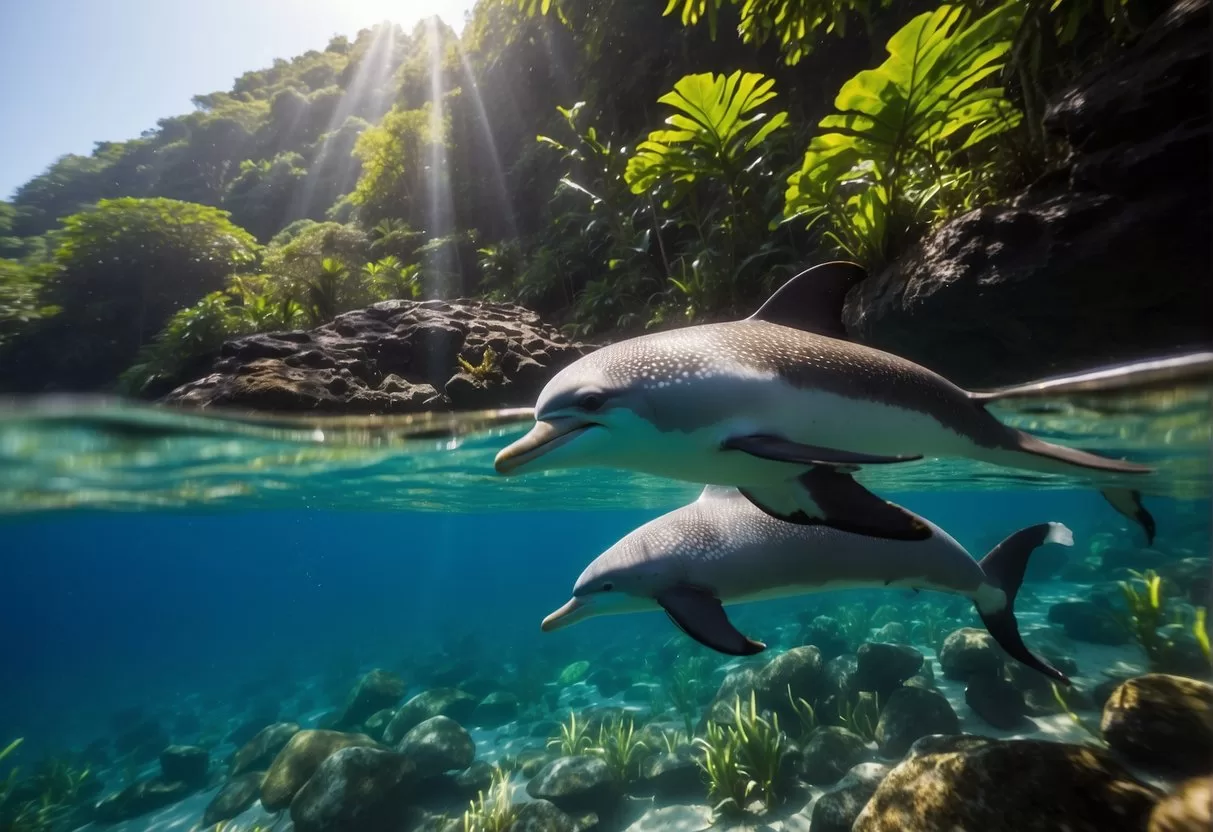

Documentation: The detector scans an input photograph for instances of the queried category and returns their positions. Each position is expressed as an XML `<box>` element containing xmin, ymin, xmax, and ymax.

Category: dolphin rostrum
<box><xmin>495</xmin><ymin>261</ymin><xmax>1154</xmax><ymax>543</ymax></box>
<box><xmin>542</xmin><ymin>486</ymin><xmax>1075</xmax><ymax>684</ymax></box>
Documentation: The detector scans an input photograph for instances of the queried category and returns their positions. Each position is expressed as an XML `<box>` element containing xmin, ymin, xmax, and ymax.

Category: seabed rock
<box><xmin>290</xmin><ymin>746</ymin><xmax>418</xmax><ymax>832</ymax></box>
<box><xmin>385</xmin><ymin>688</ymin><xmax>478</xmax><ymax>744</ymax></box>
<box><xmin>810</xmin><ymin>762</ymin><xmax>891</xmax><ymax>832</ymax></box>
<box><xmin>1100</xmin><ymin>673</ymin><xmax>1213</xmax><ymax>777</ymax></box>
<box><xmin>526</xmin><ymin>755</ymin><xmax>622</xmax><ymax>816</ymax></box>
<box><xmin>202</xmin><ymin>771</ymin><xmax>265</xmax><ymax>826</ymax></box>
<box><xmin>396</xmin><ymin>715</ymin><xmax>476</xmax><ymax>778</ymax></box>
<box><xmin>230</xmin><ymin>721</ymin><xmax>301</xmax><ymax>776</ymax></box>
<box><xmin>260</xmin><ymin>728</ymin><xmax>379</xmax><ymax>811</ymax></box>
<box><xmin>875</xmin><ymin>686</ymin><xmax>959</xmax><ymax>758</ymax></box>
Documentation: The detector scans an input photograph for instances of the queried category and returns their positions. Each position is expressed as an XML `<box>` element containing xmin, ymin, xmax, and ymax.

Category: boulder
<box><xmin>337</xmin><ymin>669</ymin><xmax>405</xmax><ymax>729</ymax></box>
<box><xmin>364</xmin><ymin>708</ymin><xmax>395</xmax><ymax>742</ymax></box>
<box><xmin>855</xmin><ymin>643</ymin><xmax>923</xmax><ymax>698</ymax></box>
<box><xmin>525</xmin><ymin>755</ymin><xmax>621</xmax><ymax>816</ymax></box>
<box><xmin>809</xmin><ymin>762</ymin><xmax>891</xmax><ymax>832</ymax></box>
<box><xmin>473</xmin><ymin>692</ymin><xmax>520</xmax><ymax>727</ymax></box>
<box><xmin>754</xmin><ymin>645</ymin><xmax>826</xmax><ymax>719</ymax></box>
<box><xmin>93</xmin><ymin>778</ymin><xmax>195</xmax><ymax>823</ymax></box>
<box><xmin>289</xmin><ymin>746</ymin><xmax>417</xmax><ymax>832</ymax></box>
<box><xmin>702</xmin><ymin>665</ymin><xmax>760</xmax><ymax>727</ymax></box>
<box><xmin>803</xmin><ymin>615</ymin><xmax>850</xmax><ymax>659</ymax></box>
<box><xmin>1149</xmin><ymin>776</ymin><xmax>1212</xmax><ymax>832</ymax></box>
<box><xmin>384</xmin><ymin>688</ymin><xmax>478</xmax><ymax>744</ymax></box>
<box><xmin>202</xmin><ymin>771</ymin><xmax>264</xmax><ymax>827</ymax></box>
<box><xmin>396</xmin><ymin>716</ymin><xmax>476</xmax><ymax>778</ymax></box>
<box><xmin>636</xmin><ymin>747</ymin><xmax>702</xmax><ymax>799</ymax></box>
<box><xmin>1101</xmin><ymin>674</ymin><xmax>1213</xmax><ymax>777</ymax></box>
<box><xmin>230</xmin><ymin>721</ymin><xmax>301</xmax><ymax>776</ymax></box>
<box><xmin>841</xmin><ymin>0</ymin><xmax>1212</xmax><ymax>386</ymax></box>
<box><xmin>965</xmin><ymin>674</ymin><xmax>1030</xmax><ymax>730</ymax></box>
<box><xmin>260</xmin><ymin>729</ymin><xmax>379</xmax><ymax>811</ymax></box>
<box><xmin>159</xmin><ymin>745</ymin><xmax>209</xmax><ymax>787</ymax></box>
<box><xmin>938</xmin><ymin>628</ymin><xmax>1005</xmax><ymax>680</ymax></box>
<box><xmin>875</xmin><ymin>687</ymin><xmax>959</xmax><ymax>758</ymax></box>
<box><xmin>800</xmin><ymin>726</ymin><xmax>872</xmax><ymax>785</ymax></box>
<box><xmin>163</xmin><ymin>299</ymin><xmax>594</xmax><ymax>411</ymax></box>
<box><xmin>509</xmin><ymin>798</ymin><xmax>586</xmax><ymax>832</ymax></box>
<box><xmin>853</xmin><ymin>739</ymin><xmax>1161</xmax><ymax>831</ymax></box>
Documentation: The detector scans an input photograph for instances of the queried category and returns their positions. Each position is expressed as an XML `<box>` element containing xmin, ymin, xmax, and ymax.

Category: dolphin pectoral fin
<box><xmin>1099</xmin><ymin>488</ymin><xmax>1156</xmax><ymax>544</ymax></box>
<box><xmin>657</xmin><ymin>586</ymin><xmax>766</xmax><ymax>656</ymax></box>
<box><xmin>722</xmin><ymin>435</ymin><xmax>922</xmax><ymax>467</ymax></box>
<box><xmin>740</xmin><ymin>468</ymin><xmax>934</xmax><ymax>542</ymax></box>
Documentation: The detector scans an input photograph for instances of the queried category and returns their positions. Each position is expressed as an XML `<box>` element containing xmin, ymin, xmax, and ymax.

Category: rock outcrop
<box><xmin>163</xmin><ymin>299</ymin><xmax>595</xmax><ymax>412</ymax></box>
<box><xmin>843</xmin><ymin>0</ymin><xmax>1211</xmax><ymax>386</ymax></box>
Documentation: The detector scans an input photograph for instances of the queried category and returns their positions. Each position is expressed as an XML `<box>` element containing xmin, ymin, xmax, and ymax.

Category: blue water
<box><xmin>0</xmin><ymin>487</ymin><xmax>1188</xmax><ymax>756</ymax></box>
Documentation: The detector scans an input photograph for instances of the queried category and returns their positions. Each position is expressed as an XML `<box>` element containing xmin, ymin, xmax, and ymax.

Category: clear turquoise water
<box><xmin>0</xmin><ymin>376</ymin><xmax>1208</xmax><ymax>828</ymax></box>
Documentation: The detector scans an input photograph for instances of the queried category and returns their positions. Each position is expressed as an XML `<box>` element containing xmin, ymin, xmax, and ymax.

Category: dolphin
<box><xmin>495</xmin><ymin>261</ymin><xmax>1154</xmax><ymax>543</ymax></box>
<box><xmin>541</xmin><ymin>486</ymin><xmax>1075</xmax><ymax>684</ymax></box>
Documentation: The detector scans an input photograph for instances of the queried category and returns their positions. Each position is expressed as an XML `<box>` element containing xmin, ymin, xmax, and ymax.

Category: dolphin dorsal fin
<box><xmin>746</xmin><ymin>261</ymin><xmax>867</xmax><ymax>339</ymax></box>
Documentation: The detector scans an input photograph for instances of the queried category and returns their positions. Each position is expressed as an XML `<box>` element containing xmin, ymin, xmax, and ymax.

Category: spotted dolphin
<box><xmin>495</xmin><ymin>261</ymin><xmax>1154</xmax><ymax>543</ymax></box>
<box><xmin>542</xmin><ymin>486</ymin><xmax>1075</xmax><ymax>684</ymax></box>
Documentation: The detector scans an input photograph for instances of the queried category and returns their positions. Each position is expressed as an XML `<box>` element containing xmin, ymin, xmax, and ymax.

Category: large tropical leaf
<box><xmin>784</xmin><ymin>3</ymin><xmax>1023</xmax><ymax>264</ymax></box>
<box><xmin>625</xmin><ymin>70</ymin><xmax>787</xmax><ymax>202</ymax></box>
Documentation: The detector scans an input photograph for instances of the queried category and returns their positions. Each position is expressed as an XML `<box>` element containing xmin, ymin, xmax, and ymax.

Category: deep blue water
<box><xmin>0</xmin><ymin>486</ymin><xmax>1188</xmax><ymax>759</ymax></box>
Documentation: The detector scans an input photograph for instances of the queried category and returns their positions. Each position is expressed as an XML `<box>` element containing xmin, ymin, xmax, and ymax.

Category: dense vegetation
<box><xmin>0</xmin><ymin>0</ymin><xmax>1155</xmax><ymax>396</ymax></box>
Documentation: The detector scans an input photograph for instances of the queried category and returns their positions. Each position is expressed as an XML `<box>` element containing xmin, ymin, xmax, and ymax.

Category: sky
<box><xmin>0</xmin><ymin>0</ymin><xmax>474</xmax><ymax>200</ymax></box>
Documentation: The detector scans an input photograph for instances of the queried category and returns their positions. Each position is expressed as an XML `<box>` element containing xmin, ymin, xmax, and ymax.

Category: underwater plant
<box><xmin>838</xmin><ymin>691</ymin><xmax>880</xmax><ymax>742</ymax></box>
<box><xmin>1050</xmin><ymin>683</ymin><xmax>1107</xmax><ymax>748</ymax></box>
<box><xmin>693</xmin><ymin>692</ymin><xmax>788</xmax><ymax>817</ymax></box>
<box><xmin>786</xmin><ymin>685</ymin><xmax>818</xmax><ymax>742</ymax></box>
<box><xmin>838</xmin><ymin>604</ymin><xmax>874</xmax><ymax>646</ymax></box>
<box><xmin>659</xmin><ymin>728</ymin><xmax>688</xmax><ymax>754</ymax></box>
<box><xmin>661</xmin><ymin>655</ymin><xmax>711</xmax><ymax>737</ymax></box>
<box><xmin>457</xmin><ymin>346</ymin><xmax>500</xmax><ymax>381</ymax></box>
<box><xmin>1120</xmin><ymin>569</ymin><xmax>1167</xmax><ymax>665</ymax></box>
<box><xmin>547</xmin><ymin>712</ymin><xmax>594</xmax><ymax>757</ymax></box>
<box><xmin>1195</xmin><ymin>607</ymin><xmax>1211</xmax><ymax>664</ymax></box>
<box><xmin>586</xmin><ymin>717</ymin><xmax>650</xmax><ymax>782</ymax></box>
<box><xmin>461</xmin><ymin>764</ymin><xmax>516</xmax><ymax>832</ymax></box>
<box><xmin>31</xmin><ymin>757</ymin><xmax>91</xmax><ymax>806</ymax></box>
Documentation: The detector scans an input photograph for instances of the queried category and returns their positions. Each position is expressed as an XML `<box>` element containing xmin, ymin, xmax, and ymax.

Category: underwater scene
<box><xmin>0</xmin><ymin>0</ymin><xmax>1211</xmax><ymax>830</ymax></box>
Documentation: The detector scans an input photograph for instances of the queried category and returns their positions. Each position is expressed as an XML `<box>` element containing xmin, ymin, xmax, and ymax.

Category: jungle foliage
<box><xmin>0</xmin><ymin>0</ymin><xmax>1156</xmax><ymax>395</ymax></box>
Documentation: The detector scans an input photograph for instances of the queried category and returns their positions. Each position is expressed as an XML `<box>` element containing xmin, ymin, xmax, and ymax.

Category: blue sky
<box><xmin>0</xmin><ymin>0</ymin><xmax>473</xmax><ymax>200</ymax></box>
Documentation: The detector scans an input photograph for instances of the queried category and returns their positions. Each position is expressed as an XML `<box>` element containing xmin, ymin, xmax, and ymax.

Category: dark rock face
<box><xmin>202</xmin><ymin>771</ymin><xmax>264</xmax><ymax>826</ymax></box>
<box><xmin>1100</xmin><ymin>674</ymin><xmax>1213</xmax><ymax>777</ymax></box>
<box><xmin>800</xmin><ymin>726</ymin><xmax>872</xmax><ymax>785</ymax></box>
<box><xmin>636</xmin><ymin>747</ymin><xmax>702</xmax><ymax>799</ymax></box>
<box><xmin>509</xmin><ymin>799</ymin><xmax>585</xmax><ymax>832</ymax></box>
<box><xmin>159</xmin><ymin>745</ymin><xmax>209</xmax><ymax>787</ymax></box>
<box><xmin>163</xmin><ymin>299</ymin><xmax>595</xmax><ymax>412</ymax></box>
<box><xmin>855</xmin><ymin>643</ymin><xmax>923</xmax><ymax>698</ymax></box>
<box><xmin>965</xmin><ymin>674</ymin><xmax>1030</xmax><ymax>730</ymax></box>
<box><xmin>395</xmin><ymin>716</ymin><xmax>476</xmax><ymax>778</ymax></box>
<box><xmin>875</xmin><ymin>687</ymin><xmax>960</xmax><ymax>758</ymax></box>
<box><xmin>810</xmin><ymin>762</ymin><xmax>891</xmax><ymax>832</ymax></box>
<box><xmin>754</xmin><ymin>645</ymin><xmax>826</xmax><ymax>721</ymax></box>
<box><xmin>525</xmin><ymin>755</ymin><xmax>621</xmax><ymax>816</ymax></box>
<box><xmin>337</xmin><ymin>669</ymin><xmax>406</xmax><ymax>729</ymax></box>
<box><xmin>853</xmin><ymin>739</ymin><xmax>1161</xmax><ymax>831</ymax></box>
<box><xmin>843</xmin><ymin>0</ymin><xmax>1212</xmax><ymax>386</ymax></box>
<box><xmin>230</xmin><ymin>721</ymin><xmax>301</xmax><ymax>776</ymax></box>
<box><xmin>289</xmin><ymin>746</ymin><xmax>417</xmax><ymax>832</ymax></box>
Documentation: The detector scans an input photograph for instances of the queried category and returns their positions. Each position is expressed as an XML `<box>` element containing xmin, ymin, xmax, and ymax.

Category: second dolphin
<box><xmin>542</xmin><ymin>486</ymin><xmax>1075</xmax><ymax>684</ymax></box>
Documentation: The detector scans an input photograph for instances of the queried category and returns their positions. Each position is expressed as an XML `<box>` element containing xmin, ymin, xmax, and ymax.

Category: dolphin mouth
<box><xmin>494</xmin><ymin>419</ymin><xmax>594</xmax><ymax>475</ymax></box>
<box><xmin>541</xmin><ymin>597</ymin><xmax>588</xmax><ymax>631</ymax></box>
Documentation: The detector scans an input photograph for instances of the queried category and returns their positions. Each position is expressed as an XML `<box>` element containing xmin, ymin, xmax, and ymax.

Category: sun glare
<box><xmin>324</xmin><ymin>0</ymin><xmax>475</xmax><ymax>34</ymax></box>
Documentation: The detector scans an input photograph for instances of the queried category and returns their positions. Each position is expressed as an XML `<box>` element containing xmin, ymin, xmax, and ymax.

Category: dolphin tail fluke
<box><xmin>1009</xmin><ymin>430</ymin><xmax>1153</xmax><ymax>475</ymax></box>
<box><xmin>1099</xmin><ymin>487</ymin><xmax>1157</xmax><ymax>544</ymax></box>
<box><xmin>975</xmin><ymin>523</ymin><xmax>1075</xmax><ymax>686</ymax></box>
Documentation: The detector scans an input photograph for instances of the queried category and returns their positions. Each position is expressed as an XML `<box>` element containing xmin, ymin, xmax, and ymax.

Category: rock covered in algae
<box><xmin>230</xmin><ymin>721</ymin><xmax>301</xmax><ymax>776</ymax></box>
<box><xmin>636</xmin><ymin>747</ymin><xmax>702</xmax><ymax>799</ymax></box>
<box><xmin>855</xmin><ymin>642</ymin><xmax>923</xmax><ymax>698</ymax></box>
<box><xmin>938</xmin><ymin>628</ymin><xmax>1005</xmax><ymax>680</ymax></box>
<box><xmin>510</xmin><ymin>798</ymin><xmax>591</xmax><ymax>832</ymax></box>
<box><xmin>755</xmin><ymin>645</ymin><xmax>827</xmax><ymax>714</ymax></box>
<box><xmin>289</xmin><ymin>746</ymin><xmax>418</xmax><ymax>832</ymax></box>
<box><xmin>964</xmin><ymin>674</ymin><xmax>1029</xmax><ymax>730</ymax></box>
<box><xmin>159</xmin><ymin>744</ymin><xmax>209</xmax><ymax>786</ymax></box>
<box><xmin>526</xmin><ymin>755</ymin><xmax>621</xmax><ymax>815</ymax></box>
<box><xmin>260</xmin><ymin>729</ymin><xmax>379</xmax><ymax>811</ymax></box>
<box><xmin>852</xmin><ymin>739</ymin><xmax>1160</xmax><ymax>831</ymax></box>
<box><xmin>875</xmin><ymin>687</ymin><xmax>959</xmax><ymax>758</ymax></box>
<box><xmin>1100</xmin><ymin>673</ymin><xmax>1213</xmax><ymax>777</ymax></box>
<box><xmin>810</xmin><ymin>762</ymin><xmax>891</xmax><ymax>832</ymax></box>
<box><xmin>800</xmin><ymin>726</ymin><xmax>872</xmax><ymax>785</ymax></box>
<box><xmin>336</xmin><ymin>668</ymin><xmax>406</xmax><ymax>729</ymax></box>
<box><xmin>395</xmin><ymin>715</ymin><xmax>475</xmax><ymax>778</ymax></box>
<box><xmin>383</xmin><ymin>688</ymin><xmax>478</xmax><ymax>744</ymax></box>
<box><xmin>202</xmin><ymin>771</ymin><xmax>264</xmax><ymax>826</ymax></box>
<box><xmin>1148</xmin><ymin>775</ymin><xmax>1212</xmax><ymax>832</ymax></box>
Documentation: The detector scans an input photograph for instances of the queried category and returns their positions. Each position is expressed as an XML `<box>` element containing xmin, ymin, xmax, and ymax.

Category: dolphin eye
<box><xmin>579</xmin><ymin>393</ymin><xmax>606</xmax><ymax>413</ymax></box>
<box><xmin>601</xmin><ymin>582</ymin><xmax>614</xmax><ymax>591</ymax></box>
